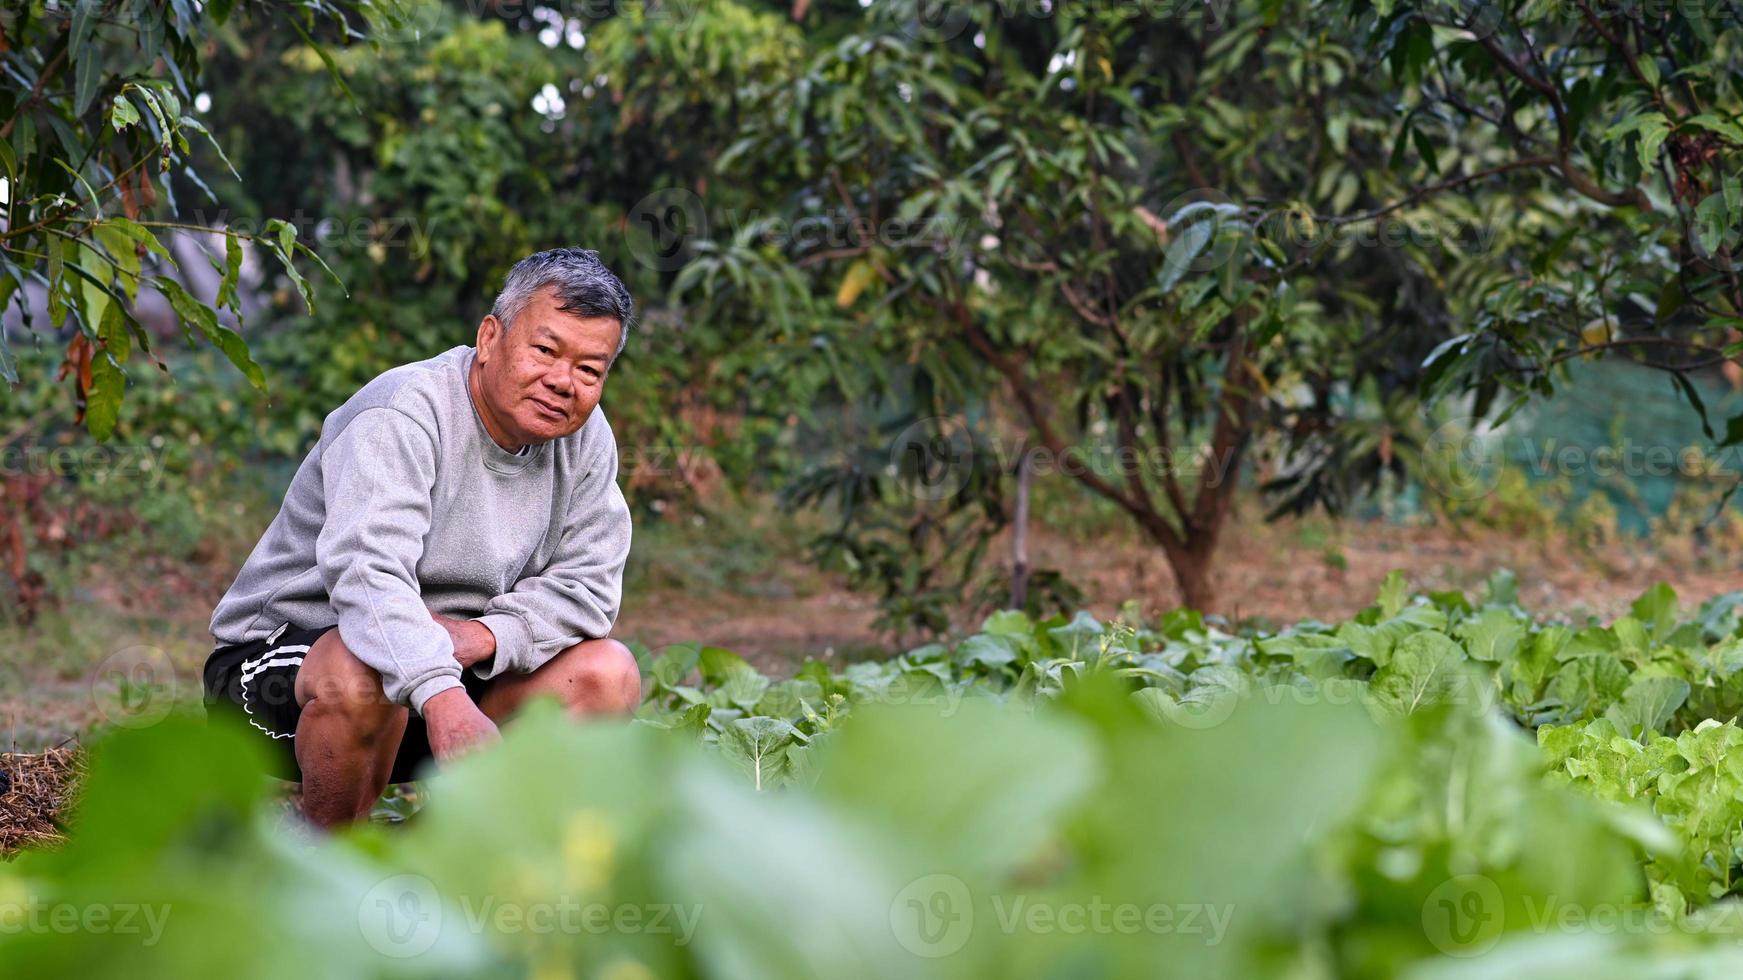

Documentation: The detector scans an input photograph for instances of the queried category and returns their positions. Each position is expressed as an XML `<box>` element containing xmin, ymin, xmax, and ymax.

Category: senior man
<box><xmin>203</xmin><ymin>247</ymin><xmax>641</xmax><ymax>828</ymax></box>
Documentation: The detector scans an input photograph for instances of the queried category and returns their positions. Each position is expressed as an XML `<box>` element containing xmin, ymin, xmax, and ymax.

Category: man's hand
<box><xmin>429</xmin><ymin>610</ymin><xmax>497</xmax><ymax>669</ymax></box>
<box><xmin>422</xmin><ymin>687</ymin><xmax>500</xmax><ymax>762</ymax></box>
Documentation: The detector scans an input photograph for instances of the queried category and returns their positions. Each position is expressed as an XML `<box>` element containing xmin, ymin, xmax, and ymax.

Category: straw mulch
<box><xmin>0</xmin><ymin>743</ymin><xmax>81</xmax><ymax>854</ymax></box>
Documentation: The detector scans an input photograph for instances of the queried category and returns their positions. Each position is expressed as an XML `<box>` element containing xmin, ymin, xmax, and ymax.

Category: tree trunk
<box><xmin>1167</xmin><ymin>546</ymin><xmax>1218</xmax><ymax>613</ymax></box>
<box><xmin>1157</xmin><ymin>533</ymin><xmax>1227</xmax><ymax>610</ymax></box>
<box><xmin>1009</xmin><ymin>449</ymin><xmax>1032</xmax><ymax>610</ymax></box>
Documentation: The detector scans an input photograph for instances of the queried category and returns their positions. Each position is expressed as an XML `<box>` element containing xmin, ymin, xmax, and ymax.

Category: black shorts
<box><xmin>202</xmin><ymin>623</ymin><xmax>489</xmax><ymax>784</ymax></box>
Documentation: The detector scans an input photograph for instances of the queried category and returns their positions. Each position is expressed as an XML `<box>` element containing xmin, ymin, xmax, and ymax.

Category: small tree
<box><xmin>1355</xmin><ymin>1</ymin><xmax>1743</xmax><ymax>440</ymax></box>
<box><xmin>683</xmin><ymin>0</ymin><xmax>1487</xmax><ymax>611</ymax></box>
<box><xmin>0</xmin><ymin>0</ymin><xmax>391</xmax><ymax>437</ymax></box>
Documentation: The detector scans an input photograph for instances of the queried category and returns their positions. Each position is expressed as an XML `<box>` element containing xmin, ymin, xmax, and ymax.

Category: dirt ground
<box><xmin>4</xmin><ymin>499</ymin><xmax>1741</xmax><ymax>751</ymax></box>
<box><xmin>4</xmin><ymin>495</ymin><xmax>1743</xmax><ymax>853</ymax></box>
<box><xmin>613</xmin><ymin>505</ymin><xmax>1743</xmax><ymax>668</ymax></box>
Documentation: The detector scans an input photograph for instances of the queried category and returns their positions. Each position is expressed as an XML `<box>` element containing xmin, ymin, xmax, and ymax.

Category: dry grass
<box><xmin>0</xmin><ymin>743</ymin><xmax>81</xmax><ymax>855</ymax></box>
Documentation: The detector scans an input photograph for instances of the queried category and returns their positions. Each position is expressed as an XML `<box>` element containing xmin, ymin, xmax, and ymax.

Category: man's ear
<box><xmin>476</xmin><ymin>314</ymin><xmax>504</xmax><ymax>362</ymax></box>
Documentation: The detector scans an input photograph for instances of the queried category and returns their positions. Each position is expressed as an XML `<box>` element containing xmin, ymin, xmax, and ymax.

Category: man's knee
<box><xmin>549</xmin><ymin>638</ymin><xmax>642</xmax><ymax>715</ymax></box>
<box><xmin>295</xmin><ymin>628</ymin><xmax>405</xmax><ymax>737</ymax></box>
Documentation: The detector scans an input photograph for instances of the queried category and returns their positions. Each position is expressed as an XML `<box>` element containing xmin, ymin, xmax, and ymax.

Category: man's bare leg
<box><xmin>478</xmin><ymin>638</ymin><xmax>642</xmax><ymax>720</ymax></box>
<box><xmin>293</xmin><ymin>628</ymin><xmax>409</xmax><ymax>829</ymax></box>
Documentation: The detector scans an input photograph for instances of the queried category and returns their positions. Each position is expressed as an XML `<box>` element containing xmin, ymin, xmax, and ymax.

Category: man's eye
<box><xmin>535</xmin><ymin>345</ymin><xmax>554</xmax><ymax>355</ymax></box>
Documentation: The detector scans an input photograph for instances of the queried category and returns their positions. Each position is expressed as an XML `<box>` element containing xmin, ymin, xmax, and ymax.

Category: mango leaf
<box><xmin>109</xmin><ymin>93</ymin><xmax>141</xmax><ymax>131</ymax></box>
<box><xmin>83</xmin><ymin>346</ymin><xmax>123</xmax><ymax>440</ymax></box>
<box><xmin>1158</xmin><ymin>219</ymin><xmax>1213</xmax><ymax>293</ymax></box>
<box><xmin>154</xmin><ymin>277</ymin><xmax>265</xmax><ymax>392</ymax></box>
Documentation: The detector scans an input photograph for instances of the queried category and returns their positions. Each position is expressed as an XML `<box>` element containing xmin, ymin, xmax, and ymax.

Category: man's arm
<box><xmin>431</xmin><ymin>611</ymin><xmax>496</xmax><ymax>669</ymax></box>
<box><xmin>314</xmin><ymin>407</ymin><xmax>467</xmax><ymax>714</ymax></box>
<box><xmin>472</xmin><ymin>429</ymin><xmax>632</xmax><ymax>678</ymax></box>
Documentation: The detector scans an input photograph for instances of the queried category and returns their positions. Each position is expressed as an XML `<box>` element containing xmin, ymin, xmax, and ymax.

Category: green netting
<box><xmin>1503</xmin><ymin>360</ymin><xmax>1743</xmax><ymax>534</ymax></box>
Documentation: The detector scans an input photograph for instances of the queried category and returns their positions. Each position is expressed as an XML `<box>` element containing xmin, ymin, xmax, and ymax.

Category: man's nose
<box><xmin>543</xmin><ymin>365</ymin><xmax>574</xmax><ymax>397</ymax></box>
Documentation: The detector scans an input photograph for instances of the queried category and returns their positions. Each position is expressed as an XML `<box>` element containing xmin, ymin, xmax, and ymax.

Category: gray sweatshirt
<box><xmin>209</xmin><ymin>344</ymin><xmax>633</xmax><ymax>714</ymax></box>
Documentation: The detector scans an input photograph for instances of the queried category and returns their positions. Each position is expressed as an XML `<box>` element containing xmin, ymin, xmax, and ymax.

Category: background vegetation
<box><xmin>4</xmin><ymin>0</ymin><xmax>1743</xmax><ymax>976</ymax></box>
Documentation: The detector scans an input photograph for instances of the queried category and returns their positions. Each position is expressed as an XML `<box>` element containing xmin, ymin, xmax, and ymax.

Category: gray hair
<box><xmin>489</xmin><ymin>247</ymin><xmax>635</xmax><ymax>359</ymax></box>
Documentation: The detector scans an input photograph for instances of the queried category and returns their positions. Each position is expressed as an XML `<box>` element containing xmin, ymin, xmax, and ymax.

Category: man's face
<box><xmin>472</xmin><ymin>286</ymin><xmax>622</xmax><ymax>449</ymax></box>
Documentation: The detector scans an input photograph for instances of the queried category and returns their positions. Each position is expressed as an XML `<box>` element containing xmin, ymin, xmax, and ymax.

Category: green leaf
<box><xmin>1671</xmin><ymin>371</ymin><xmax>1715</xmax><ymax>441</ymax></box>
<box><xmin>45</xmin><ymin>235</ymin><xmax>68</xmax><ymax>328</ymax></box>
<box><xmin>75</xmin><ymin>244</ymin><xmax>111</xmax><ymax>335</ymax></box>
<box><xmin>86</xmin><ymin>347</ymin><xmax>124</xmax><ymax>441</ymax></box>
<box><xmin>650</xmin><ymin>642</ymin><xmax>701</xmax><ymax>689</ymax></box>
<box><xmin>1412</xmin><ymin>125</ymin><xmax>1440</xmax><ymax>176</ymax></box>
<box><xmin>216</xmin><ymin>234</ymin><xmax>243</xmax><ymax>311</ymax></box>
<box><xmin>97</xmin><ymin>299</ymin><xmax>130</xmax><ymax>366</ymax></box>
<box><xmin>1603</xmin><ymin>676</ymin><xmax>1690</xmax><ymax>740</ymax></box>
<box><xmin>1631</xmin><ymin>582</ymin><xmax>1678</xmax><ymax>642</ymax></box>
<box><xmin>102</xmin><ymin>217</ymin><xmax>174</xmax><ymax>262</ymax></box>
<box><xmin>1369</xmin><ymin>630</ymin><xmax>1470</xmax><ymax>716</ymax></box>
<box><xmin>73</xmin><ymin>44</ymin><xmax>105</xmax><ymax>118</ymax></box>
<box><xmin>0</xmin><ymin>272</ymin><xmax>17</xmax><ymax>383</ymax></box>
<box><xmin>109</xmin><ymin>93</ymin><xmax>142</xmax><ymax>132</ymax></box>
<box><xmin>155</xmin><ymin>277</ymin><xmax>265</xmax><ymax>392</ymax></box>
<box><xmin>956</xmin><ymin>634</ymin><xmax>1019</xmax><ymax>670</ymax></box>
<box><xmin>1547</xmin><ymin>654</ymin><xmax>1630</xmax><ymax>720</ymax></box>
<box><xmin>92</xmin><ymin>223</ymin><xmax>141</xmax><ymax>302</ymax></box>
<box><xmin>283</xmin><ymin>15</ymin><xmax>359</xmax><ymax>108</ymax></box>
<box><xmin>1458</xmin><ymin>607</ymin><xmax>1525</xmax><ymax>664</ymax></box>
<box><xmin>1158</xmin><ymin>219</ymin><xmax>1213</xmax><ymax>293</ymax></box>
<box><xmin>698</xmin><ymin>645</ymin><xmax>752</xmax><ymax>685</ymax></box>
<box><xmin>718</xmin><ymin>716</ymin><xmax>800</xmax><ymax>790</ymax></box>
<box><xmin>815</xmin><ymin>700</ymin><xmax>1096</xmax><ymax>878</ymax></box>
<box><xmin>69</xmin><ymin>0</ymin><xmax>100</xmax><ymax>63</ymax></box>
<box><xmin>1694</xmin><ymin>192</ymin><xmax>1727</xmax><ymax>255</ymax></box>
<box><xmin>264</xmin><ymin>219</ymin><xmax>322</xmax><ymax>313</ymax></box>
<box><xmin>1376</xmin><ymin>569</ymin><xmax>1409</xmax><ymax>619</ymax></box>
<box><xmin>1636</xmin><ymin>54</ymin><xmax>1661</xmax><ymax>91</ymax></box>
<box><xmin>1605</xmin><ymin>111</ymin><xmax>1670</xmax><ymax>172</ymax></box>
<box><xmin>1685</xmin><ymin>113</ymin><xmax>1743</xmax><ymax>144</ymax></box>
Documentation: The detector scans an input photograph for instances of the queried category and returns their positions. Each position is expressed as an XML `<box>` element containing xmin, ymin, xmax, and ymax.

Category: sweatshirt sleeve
<box><xmin>474</xmin><ymin>425</ymin><xmax>631</xmax><ymax>679</ymax></box>
<box><xmin>315</xmin><ymin>407</ymin><xmax>463</xmax><ymax>714</ymax></box>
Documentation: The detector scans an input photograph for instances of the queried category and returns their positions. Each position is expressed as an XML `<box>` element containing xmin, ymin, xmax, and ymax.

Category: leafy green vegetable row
<box><xmin>11</xmin><ymin>572</ymin><xmax>1743</xmax><ymax>977</ymax></box>
<box><xmin>638</xmin><ymin>571</ymin><xmax>1743</xmax><ymax>795</ymax></box>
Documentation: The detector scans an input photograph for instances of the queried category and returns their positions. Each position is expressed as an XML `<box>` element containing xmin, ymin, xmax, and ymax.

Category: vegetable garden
<box><xmin>12</xmin><ymin>572</ymin><xmax>1743</xmax><ymax>977</ymax></box>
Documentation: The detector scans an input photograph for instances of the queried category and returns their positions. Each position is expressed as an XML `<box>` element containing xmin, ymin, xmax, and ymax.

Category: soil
<box><xmin>5</xmin><ymin>501</ymin><xmax>1742</xmax><ymax>749</ymax></box>
<box><xmin>4</xmin><ymin>500</ymin><xmax>1742</xmax><ymax>853</ymax></box>
<box><xmin>613</xmin><ymin>507</ymin><xmax>1743</xmax><ymax>671</ymax></box>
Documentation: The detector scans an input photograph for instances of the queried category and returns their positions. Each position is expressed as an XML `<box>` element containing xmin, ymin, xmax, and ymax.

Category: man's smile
<box><xmin>529</xmin><ymin>397</ymin><xmax>567</xmax><ymax>420</ymax></box>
